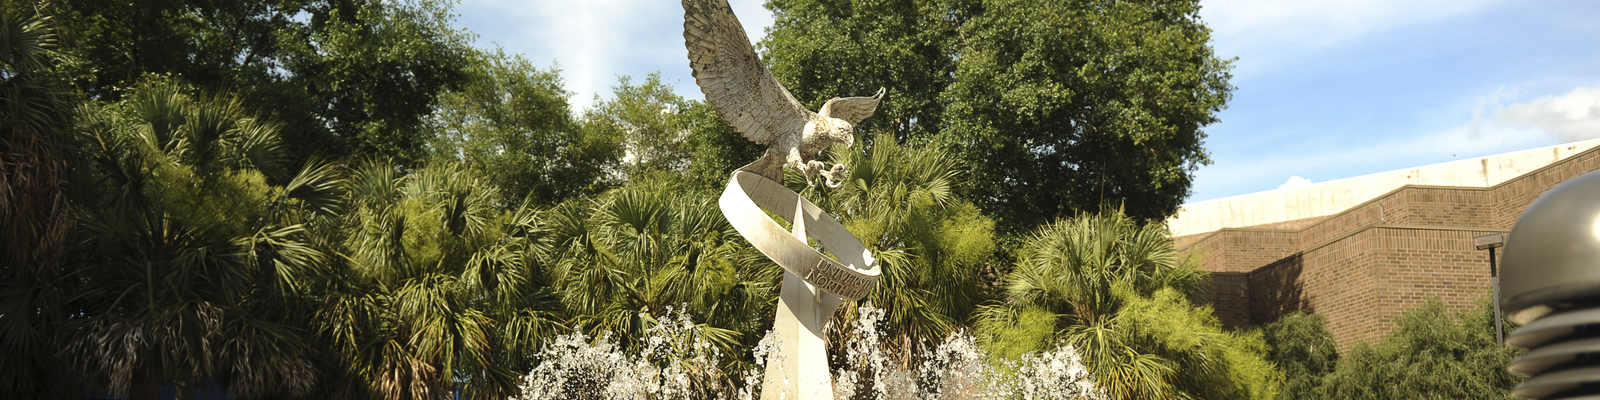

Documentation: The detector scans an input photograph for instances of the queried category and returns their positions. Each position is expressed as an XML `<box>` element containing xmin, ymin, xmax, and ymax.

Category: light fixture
<box><xmin>1500</xmin><ymin>171</ymin><xmax>1600</xmax><ymax>399</ymax></box>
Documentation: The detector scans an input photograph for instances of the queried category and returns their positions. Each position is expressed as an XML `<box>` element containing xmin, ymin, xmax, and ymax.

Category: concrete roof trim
<box><xmin>1170</xmin><ymin>139</ymin><xmax>1600</xmax><ymax>237</ymax></box>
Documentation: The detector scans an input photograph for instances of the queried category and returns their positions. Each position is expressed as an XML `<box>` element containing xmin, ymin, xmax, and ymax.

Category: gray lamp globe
<box><xmin>1501</xmin><ymin>170</ymin><xmax>1600</xmax><ymax>326</ymax></box>
<box><xmin>1500</xmin><ymin>170</ymin><xmax>1600</xmax><ymax>399</ymax></box>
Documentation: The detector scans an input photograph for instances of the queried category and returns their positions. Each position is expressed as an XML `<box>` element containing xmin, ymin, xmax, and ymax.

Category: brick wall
<box><xmin>1204</xmin><ymin>272</ymin><xmax>1251</xmax><ymax>326</ymax></box>
<box><xmin>1493</xmin><ymin>150</ymin><xmax>1600</xmax><ymax>228</ymax></box>
<box><xmin>1183</xmin><ymin>146</ymin><xmax>1600</xmax><ymax>349</ymax></box>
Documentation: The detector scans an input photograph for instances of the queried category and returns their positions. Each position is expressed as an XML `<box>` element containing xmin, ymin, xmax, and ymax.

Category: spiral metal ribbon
<box><xmin>718</xmin><ymin>171</ymin><xmax>880</xmax><ymax>301</ymax></box>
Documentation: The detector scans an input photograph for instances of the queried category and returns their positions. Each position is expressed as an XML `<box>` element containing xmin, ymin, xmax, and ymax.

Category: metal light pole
<box><xmin>1474</xmin><ymin>232</ymin><xmax>1505</xmax><ymax>346</ymax></box>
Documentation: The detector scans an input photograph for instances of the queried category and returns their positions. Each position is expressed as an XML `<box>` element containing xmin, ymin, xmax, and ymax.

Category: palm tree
<box><xmin>311</xmin><ymin>160</ymin><xmax>563</xmax><ymax>400</ymax></box>
<box><xmin>981</xmin><ymin>210</ymin><xmax>1277</xmax><ymax>400</ymax></box>
<box><xmin>541</xmin><ymin>180</ymin><xmax>780</xmax><ymax>390</ymax></box>
<box><xmin>1000</xmin><ymin>208</ymin><xmax>1204</xmax><ymax>328</ymax></box>
<box><xmin>807</xmin><ymin>134</ymin><xmax>997</xmax><ymax>362</ymax></box>
<box><xmin>0</xmin><ymin>3</ymin><xmax>75</xmax><ymax>397</ymax></box>
<box><xmin>61</xmin><ymin>79</ymin><xmax>339</xmax><ymax>400</ymax></box>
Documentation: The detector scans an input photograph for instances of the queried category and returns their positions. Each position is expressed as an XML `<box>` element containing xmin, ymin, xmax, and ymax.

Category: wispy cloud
<box><xmin>458</xmin><ymin>0</ymin><xmax>773</xmax><ymax>112</ymax></box>
<box><xmin>1467</xmin><ymin>85</ymin><xmax>1523</xmax><ymax>140</ymax></box>
<box><xmin>1494</xmin><ymin>86</ymin><xmax>1600</xmax><ymax>142</ymax></box>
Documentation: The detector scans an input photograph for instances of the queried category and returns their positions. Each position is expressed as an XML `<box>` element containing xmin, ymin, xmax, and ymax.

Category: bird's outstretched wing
<box><xmin>819</xmin><ymin>88</ymin><xmax>885</xmax><ymax>125</ymax></box>
<box><xmin>683</xmin><ymin>0</ymin><xmax>813</xmax><ymax>146</ymax></box>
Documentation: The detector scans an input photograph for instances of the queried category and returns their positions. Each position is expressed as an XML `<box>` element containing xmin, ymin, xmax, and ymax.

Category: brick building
<box><xmin>1170</xmin><ymin>139</ymin><xmax>1600</xmax><ymax>348</ymax></box>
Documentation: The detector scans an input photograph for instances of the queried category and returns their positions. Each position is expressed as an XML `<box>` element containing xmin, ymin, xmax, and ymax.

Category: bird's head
<box><xmin>829</xmin><ymin>117</ymin><xmax>855</xmax><ymax>148</ymax></box>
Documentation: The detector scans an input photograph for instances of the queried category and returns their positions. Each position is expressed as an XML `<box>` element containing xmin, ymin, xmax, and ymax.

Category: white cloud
<box><xmin>458</xmin><ymin>0</ymin><xmax>773</xmax><ymax>112</ymax></box>
<box><xmin>1193</xmin><ymin>83</ymin><xmax>1600</xmax><ymax>201</ymax></box>
<box><xmin>1278</xmin><ymin>176</ymin><xmax>1313</xmax><ymax>190</ymax></box>
<box><xmin>1494</xmin><ymin>86</ymin><xmax>1600</xmax><ymax>142</ymax></box>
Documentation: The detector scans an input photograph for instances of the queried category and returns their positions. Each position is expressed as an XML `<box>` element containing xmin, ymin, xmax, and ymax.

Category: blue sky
<box><xmin>452</xmin><ymin>0</ymin><xmax>1600</xmax><ymax>203</ymax></box>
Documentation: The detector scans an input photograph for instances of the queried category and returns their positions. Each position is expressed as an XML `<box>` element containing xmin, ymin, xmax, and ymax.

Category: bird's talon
<box><xmin>818</xmin><ymin>164</ymin><xmax>847</xmax><ymax>188</ymax></box>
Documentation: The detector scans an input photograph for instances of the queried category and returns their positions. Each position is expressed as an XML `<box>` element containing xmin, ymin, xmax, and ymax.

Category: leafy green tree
<box><xmin>945</xmin><ymin>0</ymin><xmax>1230</xmax><ymax>229</ymax></box>
<box><xmin>62</xmin><ymin>79</ymin><xmax>341</xmax><ymax>400</ymax></box>
<box><xmin>428</xmin><ymin>49</ymin><xmax>621</xmax><ymax>207</ymax></box>
<box><xmin>806</xmin><ymin>134</ymin><xmax>997</xmax><ymax>357</ymax></box>
<box><xmin>1316</xmin><ymin>296</ymin><xmax>1523</xmax><ymax>400</ymax></box>
<box><xmin>48</xmin><ymin>0</ymin><xmax>476</xmax><ymax>163</ymax></box>
<box><xmin>311</xmin><ymin>160</ymin><xmax>563</xmax><ymax>400</ymax></box>
<box><xmin>763</xmin><ymin>0</ymin><xmax>1234</xmax><ymax>231</ymax></box>
<box><xmin>0</xmin><ymin>3</ymin><xmax>76</xmax><ymax>397</ymax></box>
<box><xmin>581</xmin><ymin>73</ymin><xmax>693</xmax><ymax>181</ymax></box>
<box><xmin>438</xmin><ymin>69</ymin><xmax>745</xmax><ymax>202</ymax></box>
<box><xmin>760</xmin><ymin>0</ymin><xmax>961</xmax><ymax>142</ymax></box>
<box><xmin>978</xmin><ymin>211</ymin><xmax>1278</xmax><ymax>400</ymax></box>
<box><xmin>1257</xmin><ymin>311</ymin><xmax>1338</xmax><ymax>400</ymax></box>
<box><xmin>681</xmin><ymin>100</ymin><xmax>763</xmax><ymax>192</ymax></box>
<box><xmin>591</xmin><ymin>79</ymin><xmax>762</xmax><ymax>193</ymax></box>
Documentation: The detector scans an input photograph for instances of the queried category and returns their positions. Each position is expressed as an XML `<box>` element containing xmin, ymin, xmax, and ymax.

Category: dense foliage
<box><xmin>1257</xmin><ymin>296</ymin><xmax>1524</xmax><ymax>400</ymax></box>
<box><xmin>62</xmin><ymin>79</ymin><xmax>337</xmax><ymax>399</ymax></box>
<box><xmin>426</xmin><ymin>49</ymin><xmax>619</xmax><ymax>207</ymax></box>
<box><xmin>0</xmin><ymin>0</ymin><xmax>1500</xmax><ymax>399</ymax></box>
<box><xmin>976</xmin><ymin>211</ymin><xmax>1279</xmax><ymax>400</ymax></box>
<box><xmin>46</xmin><ymin>0</ymin><xmax>475</xmax><ymax>163</ymax></box>
<box><xmin>771</xmin><ymin>133</ymin><xmax>994</xmax><ymax>368</ymax></box>
<box><xmin>0</xmin><ymin>4</ymin><xmax>82</xmax><ymax>394</ymax></box>
<box><xmin>762</xmin><ymin>0</ymin><xmax>1234</xmax><ymax>232</ymax></box>
<box><xmin>1256</xmin><ymin>311</ymin><xmax>1339</xmax><ymax>399</ymax></box>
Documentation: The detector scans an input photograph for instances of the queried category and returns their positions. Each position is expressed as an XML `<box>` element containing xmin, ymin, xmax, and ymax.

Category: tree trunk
<box><xmin>129</xmin><ymin>368</ymin><xmax>161</xmax><ymax>400</ymax></box>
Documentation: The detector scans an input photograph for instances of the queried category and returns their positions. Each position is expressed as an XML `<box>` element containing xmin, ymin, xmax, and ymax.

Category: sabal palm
<box><xmin>0</xmin><ymin>5</ymin><xmax>75</xmax><ymax>397</ymax></box>
<box><xmin>809</xmin><ymin>134</ymin><xmax>995</xmax><ymax>357</ymax></box>
<box><xmin>989</xmin><ymin>210</ymin><xmax>1270</xmax><ymax>400</ymax></box>
<box><xmin>1004</xmin><ymin>209</ymin><xmax>1202</xmax><ymax>323</ymax></box>
<box><xmin>543</xmin><ymin>182</ymin><xmax>778</xmax><ymax>373</ymax></box>
<box><xmin>315</xmin><ymin>161</ymin><xmax>562</xmax><ymax>400</ymax></box>
<box><xmin>0</xmin><ymin>0</ymin><xmax>70</xmax><ymax>266</ymax></box>
<box><xmin>63</xmin><ymin>80</ymin><xmax>339</xmax><ymax>400</ymax></box>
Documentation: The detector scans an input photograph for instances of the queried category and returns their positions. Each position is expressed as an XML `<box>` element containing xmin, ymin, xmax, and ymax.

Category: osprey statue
<box><xmin>683</xmin><ymin>0</ymin><xmax>885</xmax><ymax>187</ymax></box>
<box><xmin>686</xmin><ymin>1</ymin><xmax>886</xmax><ymax>398</ymax></box>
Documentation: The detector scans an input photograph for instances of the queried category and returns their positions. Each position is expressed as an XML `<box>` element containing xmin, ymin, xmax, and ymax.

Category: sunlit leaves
<box><xmin>426</xmin><ymin>48</ymin><xmax>619</xmax><ymax>207</ymax></box>
<box><xmin>813</xmin><ymin>133</ymin><xmax>996</xmax><ymax>353</ymax></box>
<box><xmin>764</xmin><ymin>0</ymin><xmax>1234</xmax><ymax>231</ymax></box>
<box><xmin>980</xmin><ymin>211</ymin><xmax>1278</xmax><ymax>400</ymax></box>
<box><xmin>582</xmin><ymin>73</ymin><xmax>692</xmax><ymax>181</ymax></box>
<box><xmin>1312</xmin><ymin>296</ymin><xmax>1524</xmax><ymax>400</ymax></box>
<box><xmin>323</xmin><ymin>160</ymin><xmax>561</xmax><ymax>399</ymax></box>
<box><xmin>50</xmin><ymin>0</ymin><xmax>476</xmax><ymax>163</ymax></box>
<box><xmin>544</xmin><ymin>180</ymin><xmax>777</xmax><ymax>358</ymax></box>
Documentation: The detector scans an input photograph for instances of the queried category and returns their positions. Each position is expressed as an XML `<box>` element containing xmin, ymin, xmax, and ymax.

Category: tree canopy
<box><xmin>762</xmin><ymin>0</ymin><xmax>1233</xmax><ymax>230</ymax></box>
<box><xmin>48</xmin><ymin>0</ymin><xmax>476</xmax><ymax>164</ymax></box>
<box><xmin>9</xmin><ymin>1</ymin><xmax>1519</xmax><ymax>400</ymax></box>
<box><xmin>63</xmin><ymin>79</ymin><xmax>338</xmax><ymax>399</ymax></box>
<box><xmin>426</xmin><ymin>49</ymin><xmax>620</xmax><ymax>207</ymax></box>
